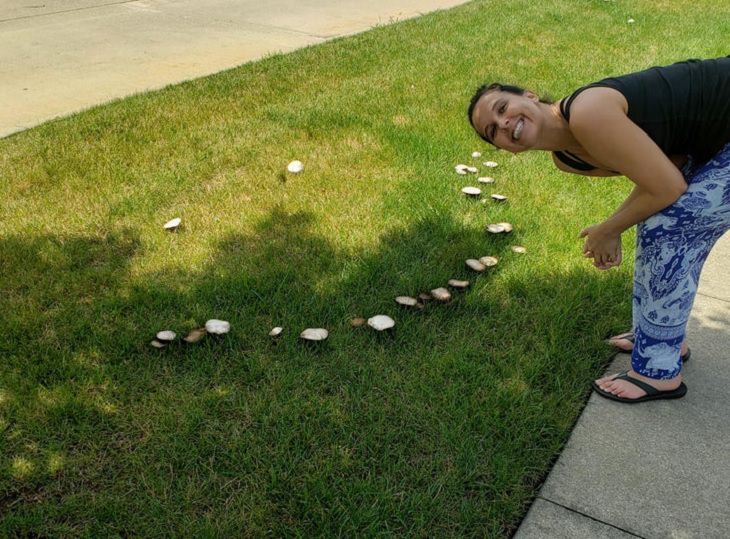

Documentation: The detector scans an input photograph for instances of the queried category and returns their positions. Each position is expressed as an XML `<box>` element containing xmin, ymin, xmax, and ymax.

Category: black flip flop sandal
<box><xmin>592</xmin><ymin>371</ymin><xmax>687</xmax><ymax>404</ymax></box>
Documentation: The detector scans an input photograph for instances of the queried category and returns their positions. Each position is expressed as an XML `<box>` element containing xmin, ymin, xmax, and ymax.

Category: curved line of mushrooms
<box><xmin>151</xmin><ymin>155</ymin><xmax>527</xmax><ymax>348</ymax></box>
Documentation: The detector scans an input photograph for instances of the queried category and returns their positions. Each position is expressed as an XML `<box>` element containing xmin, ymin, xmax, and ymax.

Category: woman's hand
<box><xmin>579</xmin><ymin>223</ymin><xmax>622</xmax><ymax>270</ymax></box>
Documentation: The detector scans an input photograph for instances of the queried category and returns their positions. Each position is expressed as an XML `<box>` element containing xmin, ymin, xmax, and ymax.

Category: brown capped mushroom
<box><xmin>183</xmin><ymin>328</ymin><xmax>206</xmax><ymax>344</ymax></box>
<box><xmin>478</xmin><ymin>256</ymin><xmax>499</xmax><ymax>267</ymax></box>
<box><xmin>466</xmin><ymin>258</ymin><xmax>486</xmax><ymax>272</ymax></box>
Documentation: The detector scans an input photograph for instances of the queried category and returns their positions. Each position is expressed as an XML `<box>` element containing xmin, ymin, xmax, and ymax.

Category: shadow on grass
<box><xmin>2</xmin><ymin>207</ymin><xmax>634</xmax><ymax>536</ymax></box>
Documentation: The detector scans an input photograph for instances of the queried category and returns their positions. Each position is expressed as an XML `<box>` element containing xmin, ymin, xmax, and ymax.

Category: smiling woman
<box><xmin>467</xmin><ymin>57</ymin><xmax>730</xmax><ymax>404</ymax></box>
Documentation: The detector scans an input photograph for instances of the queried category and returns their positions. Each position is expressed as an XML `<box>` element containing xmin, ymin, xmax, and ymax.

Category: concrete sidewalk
<box><xmin>0</xmin><ymin>0</ymin><xmax>467</xmax><ymax>137</ymax></box>
<box><xmin>516</xmin><ymin>233</ymin><xmax>730</xmax><ymax>538</ymax></box>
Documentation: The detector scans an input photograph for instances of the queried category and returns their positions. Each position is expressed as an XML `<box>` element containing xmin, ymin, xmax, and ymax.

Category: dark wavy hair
<box><xmin>467</xmin><ymin>83</ymin><xmax>553</xmax><ymax>144</ymax></box>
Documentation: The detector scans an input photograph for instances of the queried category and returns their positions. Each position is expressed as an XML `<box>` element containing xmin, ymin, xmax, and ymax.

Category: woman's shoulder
<box><xmin>568</xmin><ymin>87</ymin><xmax>628</xmax><ymax>124</ymax></box>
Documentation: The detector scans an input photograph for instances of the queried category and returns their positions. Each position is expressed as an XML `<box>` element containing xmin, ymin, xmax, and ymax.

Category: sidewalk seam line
<box><xmin>696</xmin><ymin>290</ymin><xmax>730</xmax><ymax>304</ymax></box>
<box><xmin>0</xmin><ymin>1</ymin><xmax>139</xmax><ymax>24</ymax></box>
<box><xmin>536</xmin><ymin>496</ymin><xmax>646</xmax><ymax>538</ymax></box>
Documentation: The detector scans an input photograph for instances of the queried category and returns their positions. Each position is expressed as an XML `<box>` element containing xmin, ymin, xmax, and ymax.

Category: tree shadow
<box><xmin>2</xmin><ymin>206</ymin><xmax>635</xmax><ymax>536</ymax></box>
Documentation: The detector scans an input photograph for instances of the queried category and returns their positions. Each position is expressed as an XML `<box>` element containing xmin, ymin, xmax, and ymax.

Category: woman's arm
<box><xmin>568</xmin><ymin>88</ymin><xmax>688</xmax><ymax>268</ymax></box>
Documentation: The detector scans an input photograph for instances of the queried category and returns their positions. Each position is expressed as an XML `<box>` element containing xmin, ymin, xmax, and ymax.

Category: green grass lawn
<box><xmin>1</xmin><ymin>0</ymin><xmax>728</xmax><ymax>535</ymax></box>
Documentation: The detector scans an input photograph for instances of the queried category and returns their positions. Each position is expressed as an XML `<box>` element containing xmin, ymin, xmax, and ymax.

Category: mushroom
<box><xmin>269</xmin><ymin>327</ymin><xmax>284</xmax><ymax>337</ymax></box>
<box><xmin>183</xmin><ymin>328</ymin><xmax>206</xmax><ymax>344</ymax></box>
<box><xmin>486</xmin><ymin>223</ymin><xmax>507</xmax><ymax>234</ymax></box>
<box><xmin>430</xmin><ymin>287</ymin><xmax>452</xmax><ymax>302</ymax></box>
<box><xmin>150</xmin><ymin>340</ymin><xmax>167</xmax><ymax>349</ymax></box>
<box><xmin>287</xmin><ymin>160</ymin><xmax>304</xmax><ymax>173</ymax></box>
<box><xmin>483</xmin><ymin>161</ymin><xmax>498</xmax><ymax>168</ymax></box>
<box><xmin>350</xmin><ymin>317</ymin><xmax>367</xmax><ymax>327</ymax></box>
<box><xmin>156</xmin><ymin>330</ymin><xmax>176</xmax><ymax>343</ymax></box>
<box><xmin>465</xmin><ymin>166</ymin><xmax>479</xmax><ymax>173</ymax></box>
<box><xmin>300</xmin><ymin>328</ymin><xmax>329</xmax><ymax>341</ymax></box>
<box><xmin>491</xmin><ymin>194</ymin><xmax>508</xmax><ymax>202</ymax></box>
<box><xmin>418</xmin><ymin>292</ymin><xmax>433</xmax><ymax>303</ymax></box>
<box><xmin>455</xmin><ymin>164</ymin><xmax>470</xmax><ymax>175</ymax></box>
<box><xmin>447</xmin><ymin>279</ymin><xmax>470</xmax><ymax>289</ymax></box>
<box><xmin>367</xmin><ymin>315</ymin><xmax>395</xmax><ymax>331</ymax></box>
<box><xmin>163</xmin><ymin>217</ymin><xmax>181</xmax><ymax>231</ymax></box>
<box><xmin>496</xmin><ymin>222</ymin><xmax>513</xmax><ymax>232</ymax></box>
<box><xmin>471</xmin><ymin>151</ymin><xmax>482</xmax><ymax>158</ymax></box>
<box><xmin>461</xmin><ymin>186</ymin><xmax>481</xmax><ymax>197</ymax></box>
<box><xmin>466</xmin><ymin>259</ymin><xmax>486</xmax><ymax>272</ymax></box>
<box><xmin>205</xmin><ymin>319</ymin><xmax>231</xmax><ymax>335</ymax></box>
<box><xmin>395</xmin><ymin>296</ymin><xmax>419</xmax><ymax>307</ymax></box>
<box><xmin>478</xmin><ymin>256</ymin><xmax>499</xmax><ymax>267</ymax></box>
<box><xmin>478</xmin><ymin>176</ymin><xmax>495</xmax><ymax>184</ymax></box>
<box><xmin>511</xmin><ymin>245</ymin><xmax>527</xmax><ymax>254</ymax></box>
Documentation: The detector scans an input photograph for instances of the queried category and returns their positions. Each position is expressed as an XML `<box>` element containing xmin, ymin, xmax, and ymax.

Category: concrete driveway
<box><xmin>0</xmin><ymin>0</ymin><xmax>468</xmax><ymax>137</ymax></box>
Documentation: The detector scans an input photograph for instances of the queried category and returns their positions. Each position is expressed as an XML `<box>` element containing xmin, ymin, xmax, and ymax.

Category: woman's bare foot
<box><xmin>594</xmin><ymin>369</ymin><xmax>683</xmax><ymax>399</ymax></box>
<box><xmin>607</xmin><ymin>331</ymin><xmax>690</xmax><ymax>356</ymax></box>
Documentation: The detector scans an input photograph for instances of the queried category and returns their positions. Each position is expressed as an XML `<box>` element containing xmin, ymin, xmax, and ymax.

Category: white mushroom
<box><xmin>367</xmin><ymin>315</ymin><xmax>395</xmax><ymax>331</ymax></box>
<box><xmin>156</xmin><ymin>330</ymin><xmax>176</xmax><ymax>342</ymax></box>
<box><xmin>205</xmin><ymin>319</ymin><xmax>231</xmax><ymax>335</ymax></box>
<box><xmin>269</xmin><ymin>327</ymin><xmax>284</xmax><ymax>337</ymax></box>
<box><xmin>511</xmin><ymin>245</ymin><xmax>527</xmax><ymax>254</ymax></box>
<box><xmin>430</xmin><ymin>287</ymin><xmax>452</xmax><ymax>302</ymax></box>
<box><xmin>447</xmin><ymin>279</ymin><xmax>470</xmax><ymax>289</ymax></box>
<box><xmin>483</xmin><ymin>161</ymin><xmax>499</xmax><ymax>168</ymax></box>
<box><xmin>491</xmin><ymin>194</ymin><xmax>508</xmax><ymax>202</ymax></box>
<box><xmin>461</xmin><ymin>186</ymin><xmax>481</xmax><ymax>197</ymax></box>
<box><xmin>479</xmin><ymin>256</ymin><xmax>499</xmax><ymax>267</ymax></box>
<box><xmin>478</xmin><ymin>176</ymin><xmax>495</xmax><ymax>184</ymax></box>
<box><xmin>300</xmin><ymin>328</ymin><xmax>328</xmax><ymax>341</ymax></box>
<box><xmin>163</xmin><ymin>217</ymin><xmax>181</xmax><ymax>231</ymax></box>
<box><xmin>466</xmin><ymin>259</ymin><xmax>486</xmax><ymax>272</ymax></box>
<box><xmin>465</xmin><ymin>166</ymin><xmax>479</xmax><ymax>174</ymax></box>
<box><xmin>487</xmin><ymin>223</ymin><xmax>507</xmax><ymax>234</ymax></box>
<box><xmin>287</xmin><ymin>160</ymin><xmax>304</xmax><ymax>173</ymax></box>
<box><xmin>150</xmin><ymin>339</ymin><xmax>166</xmax><ymax>349</ymax></box>
<box><xmin>496</xmin><ymin>222</ymin><xmax>513</xmax><ymax>232</ymax></box>
<box><xmin>455</xmin><ymin>164</ymin><xmax>470</xmax><ymax>175</ymax></box>
<box><xmin>471</xmin><ymin>151</ymin><xmax>482</xmax><ymax>158</ymax></box>
<box><xmin>395</xmin><ymin>296</ymin><xmax>419</xmax><ymax>307</ymax></box>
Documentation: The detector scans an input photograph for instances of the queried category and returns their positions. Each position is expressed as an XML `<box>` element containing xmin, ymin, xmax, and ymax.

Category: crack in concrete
<box><xmin>536</xmin><ymin>496</ymin><xmax>646</xmax><ymax>538</ymax></box>
<box><xmin>0</xmin><ymin>1</ymin><xmax>139</xmax><ymax>24</ymax></box>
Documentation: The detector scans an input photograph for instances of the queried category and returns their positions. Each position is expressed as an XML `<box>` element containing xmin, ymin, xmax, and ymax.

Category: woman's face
<box><xmin>471</xmin><ymin>89</ymin><xmax>542</xmax><ymax>153</ymax></box>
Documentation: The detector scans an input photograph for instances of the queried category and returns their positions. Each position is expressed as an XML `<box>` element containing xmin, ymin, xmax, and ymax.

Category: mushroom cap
<box><xmin>287</xmin><ymin>160</ymin><xmax>304</xmax><ymax>173</ymax></box>
<box><xmin>395</xmin><ymin>296</ymin><xmax>419</xmax><ymax>307</ymax></box>
<box><xmin>150</xmin><ymin>339</ymin><xmax>167</xmax><ymax>349</ymax></box>
<box><xmin>466</xmin><ymin>258</ymin><xmax>486</xmax><ymax>272</ymax></box>
<box><xmin>455</xmin><ymin>164</ymin><xmax>469</xmax><ymax>175</ymax></box>
<box><xmin>300</xmin><ymin>328</ymin><xmax>329</xmax><ymax>341</ymax></box>
<box><xmin>483</xmin><ymin>161</ymin><xmax>499</xmax><ymax>168</ymax></box>
<box><xmin>471</xmin><ymin>151</ymin><xmax>482</xmax><ymax>158</ymax></box>
<box><xmin>269</xmin><ymin>326</ymin><xmax>284</xmax><ymax>337</ymax></box>
<box><xmin>486</xmin><ymin>223</ymin><xmax>506</xmax><ymax>234</ymax></box>
<box><xmin>479</xmin><ymin>256</ymin><xmax>499</xmax><ymax>266</ymax></box>
<box><xmin>447</xmin><ymin>279</ymin><xmax>470</xmax><ymax>289</ymax></box>
<box><xmin>205</xmin><ymin>319</ymin><xmax>231</xmax><ymax>334</ymax></box>
<box><xmin>183</xmin><ymin>328</ymin><xmax>206</xmax><ymax>343</ymax></box>
<box><xmin>511</xmin><ymin>245</ymin><xmax>527</xmax><ymax>254</ymax></box>
<box><xmin>367</xmin><ymin>315</ymin><xmax>395</xmax><ymax>331</ymax></box>
<box><xmin>350</xmin><ymin>317</ymin><xmax>367</xmax><ymax>327</ymax></box>
<box><xmin>156</xmin><ymin>330</ymin><xmax>176</xmax><ymax>342</ymax></box>
<box><xmin>418</xmin><ymin>292</ymin><xmax>432</xmax><ymax>302</ymax></box>
<box><xmin>430</xmin><ymin>287</ymin><xmax>452</xmax><ymax>302</ymax></box>
<box><xmin>496</xmin><ymin>222</ymin><xmax>513</xmax><ymax>232</ymax></box>
<box><xmin>163</xmin><ymin>217</ymin><xmax>181</xmax><ymax>230</ymax></box>
<box><xmin>477</xmin><ymin>176</ymin><xmax>495</xmax><ymax>184</ymax></box>
<box><xmin>461</xmin><ymin>186</ymin><xmax>481</xmax><ymax>197</ymax></box>
<box><xmin>491</xmin><ymin>194</ymin><xmax>507</xmax><ymax>201</ymax></box>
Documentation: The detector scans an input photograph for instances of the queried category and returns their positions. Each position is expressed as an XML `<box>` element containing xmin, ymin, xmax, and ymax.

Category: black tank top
<box><xmin>555</xmin><ymin>57</ymin><xmax>730</xmax><ymax>169</ymax></box>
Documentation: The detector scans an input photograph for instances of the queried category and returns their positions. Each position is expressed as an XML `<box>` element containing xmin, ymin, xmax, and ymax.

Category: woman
<box><xmin>468</xmin><ymin>57</ymin><xmax>730</xmax><ymax>403</ymax></box>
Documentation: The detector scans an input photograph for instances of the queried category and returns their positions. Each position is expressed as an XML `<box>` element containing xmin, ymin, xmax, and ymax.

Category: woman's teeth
<box><xmin>512</xmin><ymin>119</ymin><xmax>524</xmax><ymax>141</ymax></box>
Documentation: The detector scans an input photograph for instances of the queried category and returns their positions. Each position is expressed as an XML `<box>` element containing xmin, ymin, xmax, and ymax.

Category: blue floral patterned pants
<box><xmin>632</xmin><ymin>143</ymin><xmax>730</xmax><ymax>380</ymax></box>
